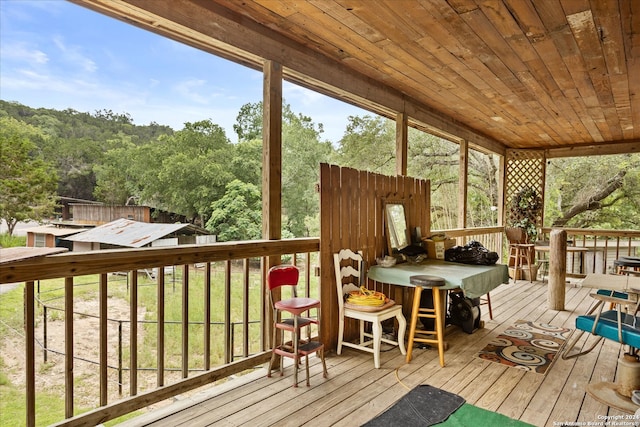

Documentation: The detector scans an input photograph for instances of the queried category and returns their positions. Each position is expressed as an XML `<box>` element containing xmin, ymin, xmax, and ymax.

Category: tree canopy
<box><xmin>0</xmin><ymin>116</ymin><xmax>58</xmax><ymax>236</ymax></box>
<box><xmin>1</xmin><ymin>99</ymin><xmax>638</xmax><ymax>241</ymax></box>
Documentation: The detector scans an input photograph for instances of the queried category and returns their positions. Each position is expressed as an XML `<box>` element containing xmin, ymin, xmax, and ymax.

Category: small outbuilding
<box><xmin>63</xmin><ymin>218</ymin><xmax>214</xmax><ymax>252</ymax></box>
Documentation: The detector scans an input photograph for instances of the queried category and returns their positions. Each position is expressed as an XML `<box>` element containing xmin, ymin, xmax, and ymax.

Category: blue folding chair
<box><xmin>562</xmin><ymin>290</ymin><xmax>640</xmax><ymax>360</ymax></box>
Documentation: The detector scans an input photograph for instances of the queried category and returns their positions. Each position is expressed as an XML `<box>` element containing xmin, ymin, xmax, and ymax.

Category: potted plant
<box><xmin>508</xmin><ymin>187</ymin><xmax>542</xmax><ymax>243</ymax></box>
<box><xmin>506</xmin><ymin>187</ymin><xmax>542</xmax><ymax>281</ymax></box>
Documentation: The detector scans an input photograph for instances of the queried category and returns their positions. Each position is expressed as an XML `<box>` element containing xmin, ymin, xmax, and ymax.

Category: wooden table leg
<box><xmin>405</xmin><ymin>286</ymin><xmax>422</xmax><ymax>363</ymax></box>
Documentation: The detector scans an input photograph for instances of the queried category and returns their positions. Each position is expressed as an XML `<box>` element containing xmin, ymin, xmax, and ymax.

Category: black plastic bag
<box><xmin>444</xmin><ymin>240</ymin><xmax>499</xmax><ymax>265</ymax></box>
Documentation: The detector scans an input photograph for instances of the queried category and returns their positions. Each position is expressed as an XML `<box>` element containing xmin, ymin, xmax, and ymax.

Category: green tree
<box><xmin>0</xmin><ymin>117</ymin><xmax>58</xmax><ymax>235</ymax></box>
<box><xmin>93</xmin><ymin>136</ymin><xmax>139</xmax><ymax>204</ymax></box>
<box><xmin>234</xmin><ymin>103</ymin><xmax>263</xmax><ymax>141</ymax></box>
<box><xmin>230</xmin><ymin>139</ymin><xmax>262</xmax><ymax>187</ymax></box>
<box><xmin>132</xmin><ymin>120</ymin><xmax>234</xmax><ymax>225</ymax></box>
<box><xmin>335</xmin><ymin>117</ymin><xmax>499</xmax><ymax>230</ymax></box>
<box><xmin>234</xmin><ymin>102</ymin><xmax>333</xmax><ymax>237</ymax></box>
<box><xmin>407</xmin><ymin>128</ymin><xmax>460</xmax><ymax>230</ymax></box>
<box><xmin>335</xmin><ymin>115</ymin><xmax>396</xmax><ymax>175</ymax></box>
<box><xmin>206</xmin><ymin>180</ymin><xmax>262</xmax><ymax>241</ymax></box>
<box><xmin>0</xmin><ymin>100</ymin><xmax>173</xmax><ymax>201</ymax></box>
<box><xmin>281</xmin><ymin>108</ymin><xmax>332</xmax><ymax>236</ymax></box>
<box><xmin>545</xmin><ymin>154</ymin><xmax>640</xmax><ymax>229</ymax></box>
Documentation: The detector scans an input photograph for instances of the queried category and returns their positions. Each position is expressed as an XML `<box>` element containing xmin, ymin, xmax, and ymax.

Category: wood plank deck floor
<box><xmin>117</xmin><ymin>278</ymin><xmax>636</xmax><ymax>427</ymax></box>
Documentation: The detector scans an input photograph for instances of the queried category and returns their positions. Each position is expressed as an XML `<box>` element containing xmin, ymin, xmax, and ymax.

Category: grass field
<box><xmin>0</xmin><ymin>261</ymin><xmax>279</xmax><ymax>426</ymax></box>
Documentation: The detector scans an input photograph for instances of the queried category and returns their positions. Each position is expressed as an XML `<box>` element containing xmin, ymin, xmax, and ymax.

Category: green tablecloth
<box><xmin>368</xmin><ymin>259</ymin><xmax>509</xmax><ymax>299</ymax></box>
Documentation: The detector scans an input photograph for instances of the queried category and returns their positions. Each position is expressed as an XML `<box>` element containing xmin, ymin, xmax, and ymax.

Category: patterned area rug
<box><xmin>477</xmin><ymin>320</ymin><xmax>572</xmax><ymax>374</ymax></box>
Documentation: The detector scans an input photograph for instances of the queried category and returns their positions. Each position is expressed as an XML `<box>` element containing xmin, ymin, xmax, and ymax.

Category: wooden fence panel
<box><xmin>319</xmin><ymin>164</ymin><xmax>430</xmax><ymax>350</ymax></box>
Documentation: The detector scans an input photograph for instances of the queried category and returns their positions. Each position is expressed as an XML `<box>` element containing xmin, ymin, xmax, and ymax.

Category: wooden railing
<box><xmin>432</xmin><ymin>226</ymin><xmax>640</xmax><ymax>277</ymax></box>
<box><xmin>0</xmin><ymin>238</ymin><xmax>319</xmax><ymax>427</ymax></box>
<box><xmin>539</xmin><ymin>228</ymin><xmax>640</xmax><ymax>275</ymax></box>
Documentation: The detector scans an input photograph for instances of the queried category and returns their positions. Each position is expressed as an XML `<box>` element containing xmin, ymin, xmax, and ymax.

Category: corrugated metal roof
<box><xmin>64</xmin><ymin>218</ymin><xmax>191</xmax><ymax>248</ymax></box>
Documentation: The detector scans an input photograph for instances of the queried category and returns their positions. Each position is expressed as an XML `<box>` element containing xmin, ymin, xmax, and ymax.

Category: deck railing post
<box><xmin>549</xmin><ymin>228</ymin><xmax>567</xmax><ymax>310</ymax></box>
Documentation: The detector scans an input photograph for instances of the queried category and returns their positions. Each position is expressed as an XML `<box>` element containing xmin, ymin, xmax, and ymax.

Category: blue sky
<box><xmin>0</xmin><ymin>0</ymin><xmax>367</xmax><ymax>143</ymax></box>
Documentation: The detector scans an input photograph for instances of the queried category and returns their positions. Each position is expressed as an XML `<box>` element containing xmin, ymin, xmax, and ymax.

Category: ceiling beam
<box><xmin>545</xmin><ymin>140</ymin><xmax>640</xmax><ymax>158</ymax></box>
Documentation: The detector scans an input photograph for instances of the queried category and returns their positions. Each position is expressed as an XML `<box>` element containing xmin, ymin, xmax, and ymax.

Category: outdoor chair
<box><xmin>333</xmin><ymin>249</ymin><xmax>406</xmax><ymax>368</ymax></box>
<box><xmin>562</xmin><ymin>289</ymin><xmax>640</xmax><ymax>360</ymax></box>
<box><xmin>267</xmin><ymin>264</ymin><xmax>327</xmax><ymax>386</ymax></box>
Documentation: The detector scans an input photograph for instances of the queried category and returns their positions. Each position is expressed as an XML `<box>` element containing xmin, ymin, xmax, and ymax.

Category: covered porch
<box><xmin>1</xmin><ymin>1</ymin><xmax>639</xmax><ymax>426</ymax></box>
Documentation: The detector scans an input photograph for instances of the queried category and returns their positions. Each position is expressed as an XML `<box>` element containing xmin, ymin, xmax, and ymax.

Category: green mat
<box><xmin>437</xmin><ymin>403</ymin><xmax>535</xmax><ymax>426</ymax></box>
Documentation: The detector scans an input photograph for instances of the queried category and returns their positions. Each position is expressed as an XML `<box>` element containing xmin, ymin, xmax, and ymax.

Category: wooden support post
<box><xmin>458</xmin><ymin>139</ymin><xmax>468</xmax><ymax>229</ymax></box>
<box><xmin>548</xmin><ymin>228</ymin><xmax>567</xmax><ymax>310</ymax></box>
<box><xmin>262</xmin><ymin>59</ymin><xmax>282</xmax><ymax>358</ymax></box>
<box><xmin>395</xmin><ymin>111</ymin><xmax>408</xmax><ymax>176</ymax></box>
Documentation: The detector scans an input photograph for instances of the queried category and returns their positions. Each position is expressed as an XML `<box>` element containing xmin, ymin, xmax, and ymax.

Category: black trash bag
<box><xmin>444</xmin><ymin>240</ymin><xmax>499</xmax><ymax>265</ymax></box>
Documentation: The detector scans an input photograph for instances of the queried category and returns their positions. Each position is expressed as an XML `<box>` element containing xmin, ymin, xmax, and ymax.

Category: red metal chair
<box><xmin>266</xmin><ymin>264</ymin><xmax>327</xmax><ymax>387</ymax></box>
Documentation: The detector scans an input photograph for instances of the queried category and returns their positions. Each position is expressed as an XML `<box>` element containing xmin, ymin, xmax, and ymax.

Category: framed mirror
<box><xmin>385</xmin><ymin>202</ymin><xmax>409</xmax><ymax>256</ymax></box>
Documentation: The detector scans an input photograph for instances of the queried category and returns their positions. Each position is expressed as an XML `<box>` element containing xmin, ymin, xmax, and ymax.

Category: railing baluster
<box><xmin>4</xmin><ymin>239</ymin><xmax>322</xmax><ymax>425</ymax></box>
<box><xmin>204</xmin><ymin>262</ymin><xmax>211</xmax><ymax>370</ymax></box>
<box><xmin>130</xmin><ymin>271</ymin><xmax>138</xmax><ymax>395</ymax></box>
<box><xmin>43</xmin><ymin>305</ymin><xmax>47</xmax><ymax>363</ymax></box>
<box><xmin>100</xmin><ymin>273</ymin><xmax>108</xmax><ymax>406</ymax></box>
<box><xmin>64</xmin><ymin>277</ymin><xmax>74</xmax><ymax>418</ymax></box>
<box><xmin>157</xmin><ymin>267</ymin><xmax>165</xmax><ymax>386</ymax></box>
<box><xmin>25</xmin><ymin>281</ymin><xmax>35</xmax><ymax>427</ymax></box>
<box><xmin>118</xmin><ymin>321</ymin><xmax>123</xmax><ymax>396</ymax></box>
<box><xmin>182</xmin><ymin>264</ymin><xmax>189</xmax><ymax>379</ymax></box>
<box><xmin>224</xmin><ymin>260</ymin><xmax>232</xmax><ymax>363</ymax></box>
<box><xmin>243</xmin><ymin>259</ymin><xmax>249</xmax><ymax>358</ymax></box>
<box><xmin>261</xmin><ymin>257</ymin><xmax>268</xmax><ymax>352</ymax></box>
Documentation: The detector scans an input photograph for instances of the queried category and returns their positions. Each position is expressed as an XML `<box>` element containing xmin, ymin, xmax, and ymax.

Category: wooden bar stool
<box><xmin>615</xmin><ymin>256</ymin><xmax>640</xmax><ymax>276</ymax></box>
<box><xmin>506</xmin><ymin>227</ymin><xmax>534</xmax><ymax>283</ymax></box>
<box><xmin>406</xmin><ymin>275</ymin><xmax>447</xmax><ymax>367</ymax></box>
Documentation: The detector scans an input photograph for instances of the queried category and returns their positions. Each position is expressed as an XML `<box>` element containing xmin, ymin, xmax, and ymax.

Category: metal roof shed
<box><xmin>64</xmin><ymin>218</ymin><xmax>209</xmax><ymax>250</ymax></box>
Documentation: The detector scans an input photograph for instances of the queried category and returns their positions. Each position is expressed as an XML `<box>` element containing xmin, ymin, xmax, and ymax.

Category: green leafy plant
<box><xmin>508</xmin><ymin>187</ymin><xmax>542</xmax><ymax>242</ymax></box>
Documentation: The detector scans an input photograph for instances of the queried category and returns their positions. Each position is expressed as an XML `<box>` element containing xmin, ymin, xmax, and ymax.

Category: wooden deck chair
<box><xmin>334</xmin><ymin>249</ymin><xmax>407</xmax><ymax>368</ymax></box>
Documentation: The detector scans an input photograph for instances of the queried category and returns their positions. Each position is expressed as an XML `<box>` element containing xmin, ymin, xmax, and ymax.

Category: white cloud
<box><xmin>173</xmin><ymin>78</ymin><xmax>230</xmax><ymax>104</ymax></box>
<box><xmin>283</xmin><ymin>82</ymin><xmax>324</xmax><ymax>106</ymax></box>
<box><xmin>173</xmin><ymin>79</ymin><xmax>209</xmax><ymax>104</ymax></box>
<box><xmin>52</xmin><ymin>35</ymin><xmax>97</xmax><ymax>73</ymax></box>
<box><xmin>2</xmin><ymin>43</ymin><xmax>49</xmax><ymax>65</ymax></box>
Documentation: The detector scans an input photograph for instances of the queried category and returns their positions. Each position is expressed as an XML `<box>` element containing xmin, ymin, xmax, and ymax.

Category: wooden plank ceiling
<box><xmin>74</xmin><ymin>0</ymin><xmax>639</xmax><ymax>153</ymax></box>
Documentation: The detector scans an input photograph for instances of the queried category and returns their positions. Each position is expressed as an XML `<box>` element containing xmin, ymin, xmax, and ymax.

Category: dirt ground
<box><xmin>0</xmin><ymin>296</ymin><xmax>165</xmax><ymax>409</ymax></box>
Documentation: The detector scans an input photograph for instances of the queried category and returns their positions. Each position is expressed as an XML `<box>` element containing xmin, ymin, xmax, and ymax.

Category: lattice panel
<box><xmin>504</xmin><ymin>150</ymin><xmax>546</xmax><ymax>227</ymax></box>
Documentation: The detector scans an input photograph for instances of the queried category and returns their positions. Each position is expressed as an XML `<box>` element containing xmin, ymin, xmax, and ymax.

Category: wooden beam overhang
<box><xmin>545</xmin><ymin>140</ymin><xmax>640</xmax><ymax>158</ymax></box>
<box><xmin>70</xmin><ymin>0</ymin><xmax>507</xmax><ymax>156</ymax></box>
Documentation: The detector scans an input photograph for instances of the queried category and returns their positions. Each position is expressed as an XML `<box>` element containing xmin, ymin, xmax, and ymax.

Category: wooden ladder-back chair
<box><xmin>505</xmin><ymin>227</ymin><xmax>535</xmax><ymax>283</ymax></box>
<box><xmin>333</xmin><ymin>249</ymin><xmax>407</xmax><ymax>368</ymax></box>
<box><xmin>267</xmin><ymin>265</ymin><xmax>327</xmax><ymax>387</ymax></box>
